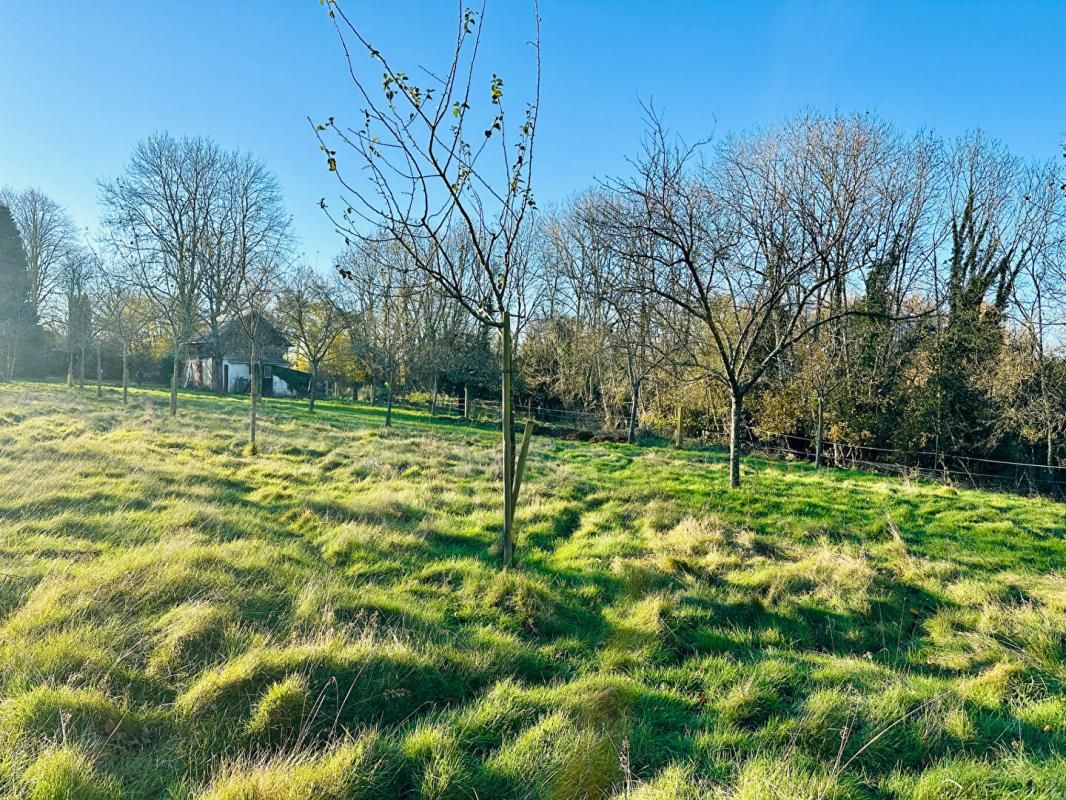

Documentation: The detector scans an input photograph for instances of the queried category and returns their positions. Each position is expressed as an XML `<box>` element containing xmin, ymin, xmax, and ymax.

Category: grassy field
<box><xmin>0</xmin><ymin>381</ymin><xmax>1063</xmax><ymax>799</ymax></box>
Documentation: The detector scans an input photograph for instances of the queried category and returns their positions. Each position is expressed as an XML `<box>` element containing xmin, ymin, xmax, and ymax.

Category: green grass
<box><xmin>0</xmin><ymin>380</ymin><xmax>1063</xmax><ymax>799</ymax></box>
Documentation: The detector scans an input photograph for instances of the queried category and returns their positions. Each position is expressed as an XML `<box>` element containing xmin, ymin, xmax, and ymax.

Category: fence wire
<box><xmin>364</xmin><ymin>391</ymin><xmax>1064</xmax><ymax>498</ymax></box>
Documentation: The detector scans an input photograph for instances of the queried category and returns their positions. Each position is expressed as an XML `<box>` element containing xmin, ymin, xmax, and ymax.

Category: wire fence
<box><xmin>372</xmin><ymin>391</ymin><xmax>1065</xmax><ymax>499</ymax></box>
<box><xmin>684</xmin><ymin>423</ymin><xmax>1065</xmax><ymax>497</ymax></box>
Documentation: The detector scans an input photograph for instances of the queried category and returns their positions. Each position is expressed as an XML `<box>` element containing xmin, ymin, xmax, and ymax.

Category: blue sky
<box><xmin>1</xmin><ymin>1</ymin><xmax>1063</xmax><ymax>265</ymax></box>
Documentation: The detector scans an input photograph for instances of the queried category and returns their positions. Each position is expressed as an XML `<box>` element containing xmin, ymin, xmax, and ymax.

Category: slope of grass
<box><xmin>0</xmin><ymin>380</ymin><xmax>1063</xmax><ymax>799</ymax></box>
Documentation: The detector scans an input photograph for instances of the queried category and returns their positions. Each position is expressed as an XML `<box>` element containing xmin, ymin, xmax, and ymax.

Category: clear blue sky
<box><xmin>1</xmin><ymin>1</ymin><xmax>1063</xmax><ymax>265</ymax></box>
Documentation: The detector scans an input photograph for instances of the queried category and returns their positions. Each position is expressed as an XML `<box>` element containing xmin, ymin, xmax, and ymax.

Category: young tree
<box><xmin>316</xmin><ymin>1</ymin><xmax>541</xmax><ymax>565</ymax></box>
<box><xmin>277</xmin><ymin>266</ymin><xmax>345</xmax><ymax>412</ymax></box>
<box><xmin>321</xmin><ymin>323</ymin><xmax>371</xmax><ymax>401</ymax></box>
<box><xmin>227</xmin><ymin>260</ymin><xmax>282</xmax><ymax>455</ymax></box>
<box><xmin>95</xmin><ymin>261</ymin><xmax>152</xmax><ymax>405</ymax></box>
<box><xmin>221</xmin><ymin>152</ymin><xmax>292</xmax><ymax>453</ymax></box>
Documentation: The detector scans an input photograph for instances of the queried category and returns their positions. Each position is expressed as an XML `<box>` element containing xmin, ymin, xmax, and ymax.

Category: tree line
<box><xmin>2</xmin><ymin>123</ymin><xmax>1064</xmax><ymax>480</ymax></box>
<box><xmin>524</xmin><ymin>116</ymin><xmax>1066</xmax><ymax>495</ymax></box>
<box><xmin>2</xmin><ymin>2</ymin><xmax>1064</xmax><ymax>567</ymax></box>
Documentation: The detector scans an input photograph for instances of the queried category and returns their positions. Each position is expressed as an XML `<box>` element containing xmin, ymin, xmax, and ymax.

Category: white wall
<box><xmin>224</xmin><ymin>360</ymin><xmax>250</xmax><ymax>392</ymax></box>
<box><xmin>222</xmin><ymin>360</ymin><xmax>300</xmax><ymax>397</ymax></box>
<box><xmin>272</xmin><ymin>374</ymin><xmax>298</xmax><ymax>397</ymax></box>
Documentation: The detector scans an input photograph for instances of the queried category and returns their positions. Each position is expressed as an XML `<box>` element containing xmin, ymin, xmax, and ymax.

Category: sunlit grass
<box><xmin>0</xmin><ymin>380</ymin><xmax>1063</xmax><ymax>798</ymax></box>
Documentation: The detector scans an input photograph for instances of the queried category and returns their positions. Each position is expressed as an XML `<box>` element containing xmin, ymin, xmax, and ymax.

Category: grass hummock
<box><xmin>0</xmin><ymin>381</ymin><xmax>1063</xmax><ymax>798</ymax></box>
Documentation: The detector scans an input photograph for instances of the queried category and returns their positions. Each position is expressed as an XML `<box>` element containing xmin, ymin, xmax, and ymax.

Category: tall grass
<box><xmin>0</xmin><ymin>381</ymin><xmax>1063</xmax><ymax>798</ymax></box>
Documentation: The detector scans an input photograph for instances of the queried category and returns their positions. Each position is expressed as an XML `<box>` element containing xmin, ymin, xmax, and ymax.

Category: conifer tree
<box><xmin>0</xmin><ymin>204</ymin><xmax>35</xmax><ymax>379</ymax></box>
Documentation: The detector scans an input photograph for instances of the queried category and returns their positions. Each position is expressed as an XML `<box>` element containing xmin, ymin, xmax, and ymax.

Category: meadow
<box><xmin>0</xmin><ymin>381</ymin><xmax>1063</xmax><ymax>799</ymax></box>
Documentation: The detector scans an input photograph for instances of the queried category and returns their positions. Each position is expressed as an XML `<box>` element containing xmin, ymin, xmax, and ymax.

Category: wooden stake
<box><xmin>501</xmin><ymin>312</ymin><xmax>514</xmax><ymax>567</ymax></box>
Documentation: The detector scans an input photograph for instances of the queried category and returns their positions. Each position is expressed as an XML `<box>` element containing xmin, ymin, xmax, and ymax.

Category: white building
<box><xmin>184</xmin><ymin>315</ymin><xmax>310</xmax><ymax>398</ymax></box>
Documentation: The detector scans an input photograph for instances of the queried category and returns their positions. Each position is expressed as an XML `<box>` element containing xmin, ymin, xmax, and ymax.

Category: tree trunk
<box><xmin>249</xmin><ymin>340</ymin><xmax>258</xmax><ymax>454</ymax></box>
<box><xmin>384</xmin><ymin>370</ymin><xmax>394</xmax><ymax>427</ymax></box>
<box><xmin>96</xmin><ymin>341</ymin><xmax>102</xmax><ymax>398</ymax></box>
<box><xmin>674</xmin><ymin>404</ymin><xmax>682</xmax><ymax>448</ymax></box>
<box><xmin>431</xmin><ymin>374</ymin><xmax>439</xmax><ymax>415</ymax></box>
<box><xmin>213</xmin><ymin>355</ymin><xmax>223</xmax><ymax>393</ymax></box>
<box><xmin>729</xmin><ymin>391</ymin><xmax>743</xmax><ymax>489</ymax></box>
<box><xmin>370</xmin><ymin>382</ymin><xmax>376</xmax><ymax>405</ymax></box>
<box><xmin>79</xmin><ymin>344</ymin><xmax>86</xmax><ymax>389</ymax></box>
<box><xmin>67</xmin><ymin>351</ymin><xmax>74</xmax><ymax>388</ymax></box>
<box><xmin>814</xmin><ymin>391</ymin><xmax>825</xmax><ymax>469</ymax></box>
<box><xmin>627</xmin><ymin>379</ymin><xmax>641</xmax><ymax>444</ymax></box>
<box><xmin>352</xmin><ymin>382</ymin><xmax>359</xmax><ymax>402</ymax></box>
<box><xmin>501</xmin><ymin>312</ymin><xmax>515</xmax><ymax>567</ymax></box>
<box><xmin>463</xmin><ymin>384</ymin><xmax>470</xmax><ymax>419</ymax></box>
<box><xmin>4</xmin><ymin>335</ymin><xmax>18</xmax><ymax>379</ymax></box>
<box><xmin>121</xmin><ymin>344</ymin><xmax>129</xmax><ymax>405</ymax></box>
<box><xmin>309</xmin><ymin>367</ymin><xmax>317</xmax><ymax>412</ymax></box>
<box><xmin>169</xmin><ymin>344</ymin><xmax>179</xmax><ymax>416</ymax></box>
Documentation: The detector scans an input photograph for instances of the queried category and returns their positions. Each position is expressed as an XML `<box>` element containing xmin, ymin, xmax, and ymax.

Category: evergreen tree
<box><xmin>0</xmin><ymin>203</ymin><xmax>35</xmax><ymax>379</ymax></box>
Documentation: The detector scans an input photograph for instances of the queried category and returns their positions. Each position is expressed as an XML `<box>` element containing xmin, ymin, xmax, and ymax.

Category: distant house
<box><xmin>184</xmin><ymin>314</ymin><xmax>310</xmax><ymax>398</ymax></box>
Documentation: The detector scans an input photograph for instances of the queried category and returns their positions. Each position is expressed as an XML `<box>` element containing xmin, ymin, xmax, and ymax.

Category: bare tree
<box><xmin>538</xmin><ymin>200</ymin><xmax>618</xmax><ymax>422</ymax></box>
<box><xmin>336</xmin><ymin>242</ymin><xmax>422</xmax><ymax>427</ymax></box>
<box><xmin>58</xmin><ymin>246</ymin><xmax>95</xmax><ymax>390</ymax></box>
<box><xmin>227</xmin><ymin>259</ymin><xmax>282</xmax><ymax>454</ymax></box>
<box><xmin>95</xmin><ymin>256</ymin><xmax>152</xmax><ymax>405</ymax></box>
<box><xmin>916</xmin><ymin>134</ymin><xmax>1064</xmax><ymax>458</ymax></box>
<box><xmin>316</xmin><ymin>0</ymin><xmax>541</xmax><ymax>565</ymax></box>
<box><xmin>582</xmin><ymin>197</ymin><xmax>678</xmax><ymax>442</ymax></box>
<box><xmin>222</xmin><ymin>152</ymin><xmax>292</xmax><ymax>453</ymax></box>
<box><xmin>605</xmin><ymin>113</ymin><xmax>922</xmax><ymax>487</ymax></box>
<box><xmin>200</xmin><ymin>200</ymin><xmax>242</xmax><ymax>393</ymax></box>
<box><xmin>277</xmin><ymin>266</ymin><xmax>345</xmax><ymax>412</ymax></box>
<box><xmin>0</xmin><ymin>187</ymin><xmax>75</xmax><ymax>326</ymax></box>
<box><xmin>940</xmin><ymin>134</ymin><xmax>1058</xmax><ymax>326</ymax></box>
<box><xmin>985</xmin><ymin>203</ymin><xmax>1066</xmax><ymax>484</ymax></box>
<box><xmin>100</xmin><ymin>135</ymin><xmax>224</xmax><ymax>415</ymax></box>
